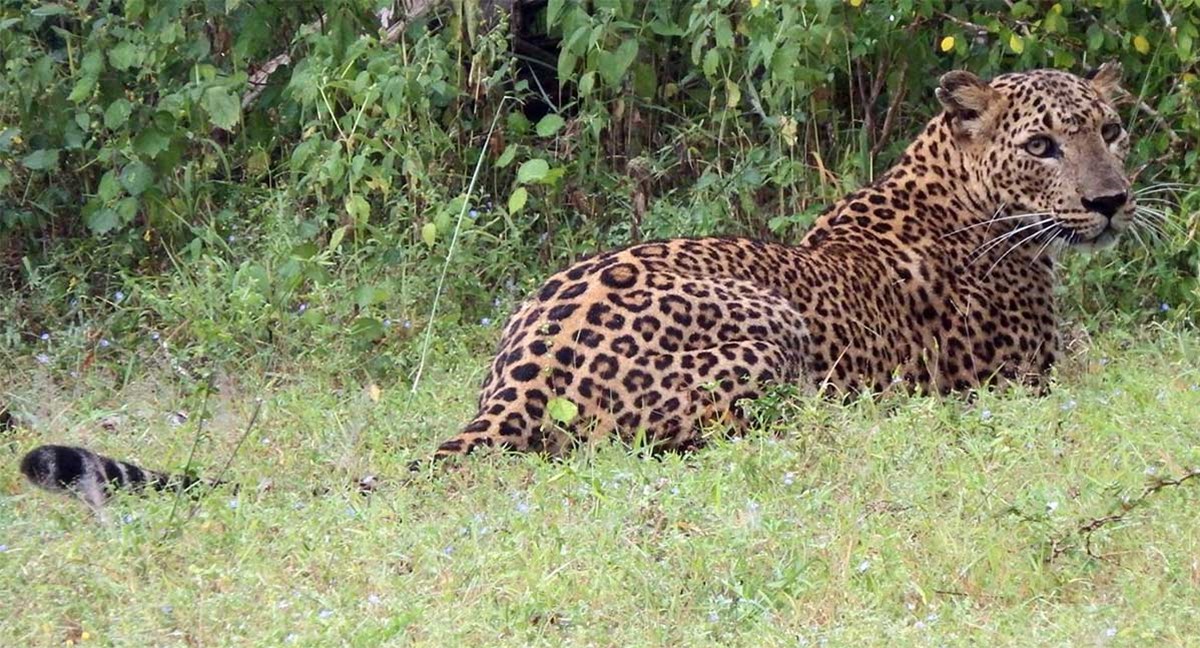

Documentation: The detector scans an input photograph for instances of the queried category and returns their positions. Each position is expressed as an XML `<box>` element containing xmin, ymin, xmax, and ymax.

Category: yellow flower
<box><xmin>849</xmin><ymin>0</ymin><xmax>864</xmax><ymax>7</ymax></box>
<box><xmin>750</xmin><ymin>0</ymin><xmax>761</xmax><ymax>7</ymax></box>
<box><xmin>1133</xmin><ymin>34</ymin><xmax>1151</xmax><ymax>55</ymax></box>
<box><xmin>940</xmin><ymin>36</ymin><xmax>955</xmax><ymax>52</ymax></box>
<box><xmin>1009</xmin><ymin>34</ymin><xmax>1025</xmax><ymax>54</ymax></box>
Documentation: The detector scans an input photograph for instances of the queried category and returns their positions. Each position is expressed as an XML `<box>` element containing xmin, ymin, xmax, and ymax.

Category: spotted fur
<box><xmin>431</xmin><ymin>64</ymin><xmax>1134</xmax><ymax>460</ymax></box>
<box><xmin>19</xmin><ymin>65</ymin><xmax>1135</xmax><ymax>503</ymax></box>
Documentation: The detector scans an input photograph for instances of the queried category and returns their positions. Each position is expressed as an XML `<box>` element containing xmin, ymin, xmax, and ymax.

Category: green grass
<box><xmin>2</xmin><ymin>323</ymin><xmax>1199</xmax><ymax>646</ymax></box>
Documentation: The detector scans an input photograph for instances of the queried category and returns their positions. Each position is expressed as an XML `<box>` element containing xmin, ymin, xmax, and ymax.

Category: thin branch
<box><xmin>1051</xmin><ymin>468</ymin><xmax>1200</xmax><ymax>561</ymax></box>
<box><xmin>240</xmin><ymin>0</ymin><xmax>439</xmax><ymax>109</ymax></box>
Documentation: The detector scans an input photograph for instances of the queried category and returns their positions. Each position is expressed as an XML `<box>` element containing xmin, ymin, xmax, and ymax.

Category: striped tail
<box><xmin>20</xmin><ymin>444</ymin><xmax>212</xmax><ymax>509</ymax></box>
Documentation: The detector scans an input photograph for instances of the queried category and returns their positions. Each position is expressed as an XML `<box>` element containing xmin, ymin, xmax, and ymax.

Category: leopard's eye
<box><xmin>1101</xmin><ymin>122</ymin><xmax>1123</xmax><ymax>144</ymax></box>
<box><xmin>1023</xmin><ymin>135</ymin><xmax>1059</xmax><ymax>158</ymax></box>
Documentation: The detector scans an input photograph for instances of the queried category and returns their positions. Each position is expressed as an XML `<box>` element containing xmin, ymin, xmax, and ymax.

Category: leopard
<box><xmin>19</xmin><ymin>63</ymin><xmax>1135</xmax><ymax>506</ymax></box>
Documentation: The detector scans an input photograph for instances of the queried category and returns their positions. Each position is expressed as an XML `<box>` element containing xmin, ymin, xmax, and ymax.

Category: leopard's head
<box><xmin>937</xmin><ymin>63</ymin><xmax>1133</xmax><ymax>250</ymax></box>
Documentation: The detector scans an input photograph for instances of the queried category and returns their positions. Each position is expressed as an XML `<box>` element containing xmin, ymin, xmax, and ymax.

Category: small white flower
<box><xmin>114</xmin><ymin>290</ymin><xmax>125</xmax><ymax>302</ymax></box>
<box><xmin>1160</xmin><ymin>303</ymin><xmax>1170</xmax><ymax>312</ymax></box>
<box><xmin>39</xmin><ymin>332</ymin><xmax>50</xmax><ymax>341</ymax></box>
<box><xmin>367</xmin><ymin>594</ymin><xmax>381</xmax><ymax>605</ymax></box>
<box><xmin>150</xmin><ymin>331</ymin><xmax>160</xmax><ymax>341</ymax></box>
<box><xmin>228</xmin><ymin>498</ymin><xmax>239</xmax><ymax>510</ymax></box>
<box><xmin>317</xmin><ymin>609</ymin><xmax>333</xmax><ymax>620</ymax></box>
<box><xmin>783</xmin><ymin>472</ymin><xmax>796</xmax><ymax>486</ymax></box>
<box><xmin>35</xmin><ymin>353</ymin><xmax>50</xmax><ymax>365</ymax></box>
<box><xmin>1105</xmin><ymin>627</ymin><xmax>1117</xmax><ymax>638</ymax></box>
<box><xmin>1046</xmin><ymin>501</ymin><xmax>1059</xmax><ymax>513</ymax></box>
<box><xmin>856</xmin><ymin>560</ymin><xmax>871</xmax><ymax>573</ymax></box>
<box><xmin>515</xmin><ymin>501</ymin><xmax>531</xmax><ymax>514</ymax></box>
<box><xmin>708</xmin><ymin>611</ymin><xmax>720</xmax><ymax>622</ymax></box>
<box><xmin>980</xmin><ymin>409</ymin><xmax>992</xmax><ymax>421</ymax></box>
<box><xmin>402</xmin><ymin>319</ymin><xmax>412</xmax><ymax>329</ymax></box>
<box><xmin>99</xmin><ymin>339</ymin><xmax>110</xmax><ymax>348</ymax></box>
<box><xmin>480</xmin><ymin>317</ymin><xmax>492</xmax><ymax>326</ymax></box>
<box><xmin>297</xmin><ymin>303</ymin><xmax>308</xmax><ymax>313</ymax></box>
<box><xmin>0</xmin><ymin>544</ymin><xmax>8</xmax><ymax>552</ymax></box>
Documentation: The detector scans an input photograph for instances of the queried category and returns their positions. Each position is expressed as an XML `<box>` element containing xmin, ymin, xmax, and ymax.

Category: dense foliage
<box><xmin>1</xmin><ymin>0</ymin><xmax>1197</xmax><ymax>380</ymax></box>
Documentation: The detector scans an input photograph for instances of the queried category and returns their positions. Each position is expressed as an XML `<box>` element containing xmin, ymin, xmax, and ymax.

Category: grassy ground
<box><xmin>2</xmin><ymin>323</ymin><xmax>1199</xmax><ymax>646</ymax></box>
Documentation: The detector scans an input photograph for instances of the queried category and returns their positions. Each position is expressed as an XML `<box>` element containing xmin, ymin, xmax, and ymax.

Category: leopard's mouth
<box><xmin>1056</xmin><ymin>223</ymin><xmax>1121</xmax><ymax>250</ymax></box>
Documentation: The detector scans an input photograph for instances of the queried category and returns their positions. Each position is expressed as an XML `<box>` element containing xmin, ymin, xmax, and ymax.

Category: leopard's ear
<box><xmin>936</xmin><ymin>71</ymin><xmax>1002</xmax><ymax>138</ymax></box>
<box><xmin>1086</xmin><ymin>60</ymin><xmax>1123</xmax><ymax>101</ymax></box>
<box><xmin>935</xmin><ymin>70</ymin><xmax>999</xmax><ymax>122</ymax></box>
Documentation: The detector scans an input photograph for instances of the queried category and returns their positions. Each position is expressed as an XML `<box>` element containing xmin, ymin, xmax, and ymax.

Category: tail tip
<box><xmin>19</xmin><ymin>444</ymin><xmax>84</xmax><ymax>490</ymax></box>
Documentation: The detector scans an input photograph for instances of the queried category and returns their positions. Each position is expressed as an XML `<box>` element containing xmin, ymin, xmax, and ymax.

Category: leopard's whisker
<box><xmin>941</xmin><ymin>212</ymin><xmax>1037</xmax><ymax>238</ymax></box>
<box><xmin>984</xmin><ymin>222</ymin><xmax>1055</xmax><ymax>278</ymax></box>
<box><xmin>969</xmin><ymin>217</ymin><xmax>1056</xmax><ymax>262</ymax></box>
<box><xmin>1134</xmin><ymin>207</ymin><xmax>1184</xmax><ymax>234</ymax></box>
<box><xmin>1030</xmin><ymin>225</ymin><xmax>1060</xmax><ymax>265</ymax></box>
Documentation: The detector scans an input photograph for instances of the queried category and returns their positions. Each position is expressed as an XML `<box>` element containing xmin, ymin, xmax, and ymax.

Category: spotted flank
<box><xmin>19</xmin><ymin>445</ymin><xmax>209</xmax><ymax>509</ymax></box>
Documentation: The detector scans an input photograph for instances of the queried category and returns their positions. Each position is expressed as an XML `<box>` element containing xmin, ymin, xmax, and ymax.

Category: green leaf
<box><xmin>496</xmin><ymin>144</ymin><xmax>517</xmax><ymax>168</ymax></box>
<box><xmin>349</xmin><ymin>317</ymin><xmax>384</xmax><ymax>342</ymax></box>
<box><xmin>0</xmin><ymin>128</ymin><xmax>18</xmax><ymax>152</ymax></box>
<box><xmin>202</xmin><ymin>86</ymin><xmax>240</xmax><ymax>130</ymax></box>
<box><xmin>115</xmin><ymin>196</ymin><xmax>138</xmax><ymax>224</ymax></box>
<box><xmin>508</xmin><ymin>187</ymin><xmax>528</xmax><ymax>213</ymax></box>
<box><xmin>85</xmin><ymin>207</ymin><xmax>120</xmax><ymax>234</ymax></box>
<box><xmin>421</xmin><ymin>222</ymin><xmax>437</xmax><ymax>247</ymax></box>
<box><xmin>536</xmin><ymin>114</ymin><xmax>565</xmax><ymax>137</ymax></box>
<box><xmin>557</xmin><ymin>50</ymin><xmax>577</xmax><ymax>81</ymax></box>
<box><xmin>119</xmin><ymin>161</ymin><xmax>154</xmax><ymax>196</ymax></box>
<box><xmin>31</xmin><ymin>4</ymin><xmax>68</xmax><ymax>17</ymax></box>
<box><xmin>98</xmin><ymin>171</ymin><xmax>121</xmax><ymax>201</ymax></box>
<box><xmin>81</xmin><ymin>51</ymin><xmax>104</xmax><ymax>76</ymax></box>
<box><xmin>329</xmin><ymin>225</ymin><xmax>348</xmax><ymax>251</ymax></box>
<box><xmin>579</xmin><ymin>71</ymin><xmax>596</xmax><ymax>96</ymax></box>
<box><xmin>546</xmin><ymin>397</ymin><xmax>578</xmax><ymax>425</ymax></box>
<box><xmin>345</xmin><ymin>194</ymin><xmax>371</xmax><ymax>224</ymax></box>
<box><xmin>22</xmin><ymin>149</ymin><xmax>59</xmax><ymax>170</ymax></box>
<box><xmin>599</xmin><ymin>39</ymin><xmax>639</xmax><ymax>86</ymax></box>
<box><xmin>715</xmin><ymin>15</ymin><xmax>734</xmax><ymax>49</ymax></box>
<box><xmin>133</xmin><ymin>128</ymin><xmax>170</xmax><ymax>158</ymax></box>
<box><xmin>546</xmin><ymin>0</ymin><xmax>565</xmax><ymax>25</ymax></box>
<box><xmin>104</xmin><ymin>99</ymin><xmax>132</xmax><ymax>129</ymax></box>
<box><xmin>516</xmin><ymin>159</ymin><xmax>550</xmax><ymax>184</ymax></box>
<box><xmin>108</xmin><ymin>41</ymin><xmax>140</xmax><ymax>71</ymax></box>
<box><xmin>68</xmin><ymin>74</ymin><xmax>97</xmax><ymax>102</ymax></box>
<box><xmin>703</xmin><ymin>48</ymin><xmax>720</xmax><ymax>77</ymax></box>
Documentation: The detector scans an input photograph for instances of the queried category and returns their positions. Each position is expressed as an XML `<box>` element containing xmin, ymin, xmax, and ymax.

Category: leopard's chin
<box><xmin>1065</xmin><ymin>226</ymin><xmax>1120</xmax><ymax>252</ymax></box>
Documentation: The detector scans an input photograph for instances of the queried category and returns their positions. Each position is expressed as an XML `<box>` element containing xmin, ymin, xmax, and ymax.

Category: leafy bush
<box><xmin>1</xmin><ymin>0</ymin><xmax>1197</xmax><ymax>377</ymax></box>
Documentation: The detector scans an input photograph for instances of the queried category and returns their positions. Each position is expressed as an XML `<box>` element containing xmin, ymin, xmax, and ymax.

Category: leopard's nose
<box><xmin>1081</xmin><ymin>192</ymin><xmax>1128</xmax><ymax>218</ymax></box>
